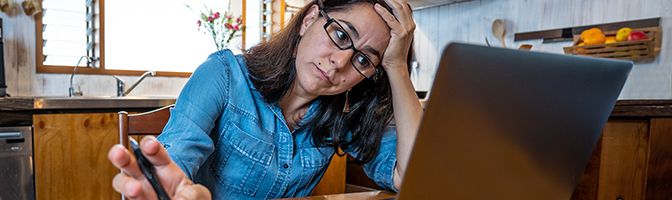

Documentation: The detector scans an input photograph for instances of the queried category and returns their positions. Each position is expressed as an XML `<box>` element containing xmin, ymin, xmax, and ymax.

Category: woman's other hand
<box><xmin>108</xmin><ymin>136</ymin><xmax>211</xmax><ymax>200</ymax></box>
<box><xmin>374</xmin><ymin>0</ymin><xmax>415</xmax><ymax>74</ymax></box>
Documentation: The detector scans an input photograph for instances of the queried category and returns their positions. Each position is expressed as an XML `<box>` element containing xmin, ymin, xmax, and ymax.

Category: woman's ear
<box><xmin>299</xmin><ymin>5</ymin><xmax>320</xmax><ymax>36</ymax></box>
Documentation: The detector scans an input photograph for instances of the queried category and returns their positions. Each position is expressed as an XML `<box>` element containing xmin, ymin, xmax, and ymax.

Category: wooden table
<box><xmin>278</xmin><ymin>191</ymin><xmax>396</xmax><ymax>200</ymax></box>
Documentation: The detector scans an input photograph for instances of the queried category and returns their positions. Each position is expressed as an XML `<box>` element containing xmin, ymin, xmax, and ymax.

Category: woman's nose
<box><xmin>329</xmin><ymin>50</ymin><xmax>354</xmax><ymax>70</ymax></box>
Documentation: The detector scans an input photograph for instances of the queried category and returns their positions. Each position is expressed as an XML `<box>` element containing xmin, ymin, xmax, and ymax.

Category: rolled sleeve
<box><xmin>348</xmin><ymin>126</ymin><xmax>399</xmax><ymax>192</ymax></box>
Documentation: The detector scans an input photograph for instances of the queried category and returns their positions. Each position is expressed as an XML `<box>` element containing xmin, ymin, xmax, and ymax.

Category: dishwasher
<box><xmin>0</xmin><ymin>126</ymin><xmax>35</xmax><ymax>200</ymax></box>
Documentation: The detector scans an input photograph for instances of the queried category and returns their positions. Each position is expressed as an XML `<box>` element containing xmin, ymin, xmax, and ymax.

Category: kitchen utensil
<box><xmin>492</xmin><ymin>19</ymin><xmax>507</xmax><ymax>48</ymax></box>
<box><xmin>519</xmin><ymin>44</ymin><xmax>533</xmax><ymax>51</ymax></box>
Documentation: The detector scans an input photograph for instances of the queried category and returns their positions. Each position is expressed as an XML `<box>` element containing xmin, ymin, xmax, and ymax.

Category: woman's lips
<box><xmin>315</xmin><ymin>65</ymin><xmax>334</xmax><ymax>85</ymax></box>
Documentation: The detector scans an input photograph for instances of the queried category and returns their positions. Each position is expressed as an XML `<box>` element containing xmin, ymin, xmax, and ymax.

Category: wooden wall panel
<box><xmin>597</xmin><ymin>120</ymin><xmax>649</xmax><ymax>200</ymax></box>
<box><xmin>645</xmin><ymin>118</ymin><xmax>672</xmax><ymax>200</ymax></box>
<box><xmin>34</xmin><ymin>113</ymin><xmax>120</xmax><ymax>200</ymax></box>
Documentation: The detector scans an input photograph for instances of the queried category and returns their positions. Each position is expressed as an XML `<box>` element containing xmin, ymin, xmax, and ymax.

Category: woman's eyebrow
<box><xmin>340</xmin><ymin>19</ymin><xmax>360</xmax><ymax>39</ymax></box>
<box><xmin>364</xmin><ymin>46</ymin><xmax>382</xmax><ymax>61</ymax></box>
<box><xmin>337</xmin><ymin>19</ymin><xmax>381</xmax><ymax>61</ymax></box>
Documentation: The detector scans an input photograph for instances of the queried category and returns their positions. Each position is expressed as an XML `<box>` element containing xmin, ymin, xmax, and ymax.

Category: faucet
<box><xmin>68</xmin><ymin>56</ymin><xmax>97</xmax><ymax>97</ymax></box>
<box><xmin>113</xmin><ymin>71</ymin><xmax>156</xmax><ymax>97</ymax></box>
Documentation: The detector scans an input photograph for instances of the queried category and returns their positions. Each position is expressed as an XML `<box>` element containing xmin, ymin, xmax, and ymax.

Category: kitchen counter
<box><xmin>611</xmin><ymin>100</ymin><xmax>672</xmax><ymax>117</ymax></box>
<box><xmin>2</xmin><ymin>97</ymin><xmax>671</xmax><ymax>124</ymax></box>
<box><xmin>0</xmin><ymin>96</ymin><xmax>176</xmax><ymax>126</ymax></box>
<box><xmin>418</xmin><ymin>99</ymin><xmax>672</xmax><ymax>117</ymax></box>
<box><xmin>0</xmin><ymin>96</ymin><xmax>176</xmax><ymax>110</ymax></box>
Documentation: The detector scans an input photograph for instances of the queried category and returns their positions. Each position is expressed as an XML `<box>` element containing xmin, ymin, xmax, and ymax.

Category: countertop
<box><xmin>0</xmin><ymin>96</ymin><xmax>176</xmax><ymax>111</ymax></box>
<box><xmin>417</xmin><ymin>99</ymin><xmax>672</xmax><ymax>118</ymax></box>
<box><xmin>3</xmin><ymin>97</ymin><xmax>672</xmax><ymax>116</ymax></box>
<box><xmin>0</xmin><ymin>96</ymin><xmax>176</xmax><ymax>126</ymax></box>
<box><xmin>2</xmin><ymin>98</ymin><xmax>671</xmax><ymax>126</ymax></box>
<box><xmin>611</xmin><ymin>100</ymin><xmax>672</xmax><ymax>117</ymax></box>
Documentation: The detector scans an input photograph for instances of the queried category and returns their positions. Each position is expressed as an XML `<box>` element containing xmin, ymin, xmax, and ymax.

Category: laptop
<box><xmin>397</xmin><ymin>43</ymin><xmax>632</xmax><ymax>199</ymax></box>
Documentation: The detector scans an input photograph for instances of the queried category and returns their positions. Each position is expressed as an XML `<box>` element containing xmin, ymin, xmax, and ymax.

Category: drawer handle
<box><xmin>0</xmin><ymin>132</ymin><xmax>22</xmax><ymax>139</ymax></box>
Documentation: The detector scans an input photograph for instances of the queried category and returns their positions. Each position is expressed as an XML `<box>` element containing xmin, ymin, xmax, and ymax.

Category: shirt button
<box><xmin>283</xmin><ymin>164</ymin><xmax>289</xmax><ymax>169</ymax></box>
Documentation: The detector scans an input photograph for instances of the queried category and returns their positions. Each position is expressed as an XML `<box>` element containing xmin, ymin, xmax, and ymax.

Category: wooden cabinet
<box><xmin>571</xmin><ymin>118</ymin><xmax>672</xmax><ymax>200</ymax></box>
<box><xmin>33</xmin><ymin>113</ymin><xmax>120</xmax><ymax>200</ymax></box>
<box><xmin>32</xmin><ymin>112</ymin><xmax>345</xmax><ymax>199</ymax></box>
<box><xmin>346</xmin><ymin>101</ymin><xmax>672</xmax><ymax>199</ymax></box>
<box><xmin>597</xmin><ymin>120</ymin><xmax>649</xmax><ymax>199</ymax></box>
<box><xmin>569</xmin><ymin>100</ymin><xmax>672</xmax><ymax>200</ymax></box>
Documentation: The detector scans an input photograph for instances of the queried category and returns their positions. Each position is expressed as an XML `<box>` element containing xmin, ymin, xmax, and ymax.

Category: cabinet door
<box><xmin>646</xmin><ymin>118</ymin><xmax>672</xmax><ymax>199</ymax></box>
<box><xmin>598</xmin><ymin>120</ymin><xmax>649</xmax><ymax>200</ymax></box>
<box><xmin>34</xmin><ymin>113</ymin><xmax>120</xmax><ymax>200</ymax></box>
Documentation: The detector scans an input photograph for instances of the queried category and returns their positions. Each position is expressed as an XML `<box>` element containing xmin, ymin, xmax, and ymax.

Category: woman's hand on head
<box><xmin>108</xmin><ymin>136</ymin><xmax>212</xmax><ymax>200</ymax></box>
<box><xmin>374</xmin><ymin>0</ymin><xmax>415</xmax><ymax>74</ymax></box>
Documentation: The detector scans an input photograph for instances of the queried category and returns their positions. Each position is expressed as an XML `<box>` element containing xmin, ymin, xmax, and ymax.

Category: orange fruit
<box><xmin>583</xmin><ymin>32</ymin><xmax>606</xmax><ymax>45</ymax></box>
<box><xmin>581</xmin><ymin>28</ymin><xmax>603</xmax><ymax>40</ymax></box>
<box><xmin>605</xmin><ymin>36</ymin><xmax>617</xmax><ymax>44</ymax></box>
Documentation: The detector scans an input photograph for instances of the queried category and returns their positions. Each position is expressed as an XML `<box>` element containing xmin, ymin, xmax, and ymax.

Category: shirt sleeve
<box><xmin>157</xmin><ymin>51</ymin><xmax>232</xmax><ymax>179</ymax></box>
<box><xmin>345</xmin><ymin>126</ymin><xmax>399</xmax><ymax>192</ymax></box>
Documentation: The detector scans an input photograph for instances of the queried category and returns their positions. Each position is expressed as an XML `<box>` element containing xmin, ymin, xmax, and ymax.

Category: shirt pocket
<box><xmin>299</xmin><ymin>147</ymin><xmax>333</xmax><ymax>186</ymax></box>
<box><xmin>212</xmin><ymin>121</ymin><xmax>275</xmax><ymax>197</ymax></box>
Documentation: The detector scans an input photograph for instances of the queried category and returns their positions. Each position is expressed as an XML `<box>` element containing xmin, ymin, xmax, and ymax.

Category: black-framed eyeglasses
<box><xmin>319</xmin><ymin>9</ymin><xmax>378</xmax><ymax>80</ymax></box>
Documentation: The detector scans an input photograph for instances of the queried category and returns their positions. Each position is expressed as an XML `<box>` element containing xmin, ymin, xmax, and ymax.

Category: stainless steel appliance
<box><xmin>0</xmin><ymin>17</ymin><xmax>7</xmax><ymax>97</ymax></box>
<box><xmin>0</xmin><ymin>126</ymin><xmax>35</xmax><ymax>200</ymax></box>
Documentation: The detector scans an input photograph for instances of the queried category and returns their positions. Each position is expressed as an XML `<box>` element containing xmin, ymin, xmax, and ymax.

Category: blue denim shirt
<box><xmin>157</xmin><ymin>50</ymin><xmax>398</xmax><ymax>199</ymax></box>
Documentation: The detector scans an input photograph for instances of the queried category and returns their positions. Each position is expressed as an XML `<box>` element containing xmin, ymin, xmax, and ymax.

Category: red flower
<box><xmin>197</xmin><ymin>20</ymin><xmax>202</xmax><ymax>27</ymax></box>
<box><xmin>233</xmin><ymin>25</ymin><xmax>239</xmax><ymax>31</ymax></box>
<box><xmin>214</xmin><ymin>12</ymin><xmax>220</xmax><ymax>19</ymax></box>
<box><xmin>207</xmin><ymin>16</ymin><xmax>214</xmax><ymax>22</ymax></box>
<box><xmin>236</xmin><ymin>17</ymin><xmax>242</xmax><ymax>24</ymax></box>
<box><xmin>225</xmin><ymin>23</ymin><xmax>233</xmax><ymax>29</ymax></box>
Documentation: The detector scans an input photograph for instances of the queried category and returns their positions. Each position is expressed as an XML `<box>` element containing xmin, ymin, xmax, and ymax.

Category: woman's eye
<box><xmin>355</xmin><ymin>54</ymin><xmax>371</xmax><ymax>67</ymax></box>
<box><xmin>335</xmin><ymin>29</ymin><xmax>349</xmax><ymax>42</ymax></box>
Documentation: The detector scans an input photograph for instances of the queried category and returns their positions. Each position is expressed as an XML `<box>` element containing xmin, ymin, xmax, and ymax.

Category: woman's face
<box><xmin>294</xmin><ymin>3</ymin><xmax>391</xmax><ymax>97</ymax></box>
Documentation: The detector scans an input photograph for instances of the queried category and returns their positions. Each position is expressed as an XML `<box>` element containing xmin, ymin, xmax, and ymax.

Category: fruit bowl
<box><xmin>563</xmin><ymin>27</ymin><xmax>661</xmax><ymax>62</ymax></box>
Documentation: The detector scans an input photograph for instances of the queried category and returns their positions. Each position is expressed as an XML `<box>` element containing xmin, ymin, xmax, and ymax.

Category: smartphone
<box><xmin>129</xmin><ymin>137</ymin><xmax>171</xmax><ymax>200</ymax></box>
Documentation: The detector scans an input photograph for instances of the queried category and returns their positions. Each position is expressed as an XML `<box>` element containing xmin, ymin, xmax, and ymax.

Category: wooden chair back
<box><xmin>118</xmin><ymin>104</ymin><xmax>174</xmax><ymax>148</ymax></box>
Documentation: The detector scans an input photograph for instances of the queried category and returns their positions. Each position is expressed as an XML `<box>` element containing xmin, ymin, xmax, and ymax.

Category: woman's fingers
<box><xmin>140</xmin><ymin>136</ymin><xmax>172</xmax><ymax>167</ymax></box>
<box><xmin>108</xmin><ymin>144</ymin><xmax>144</xmax><ymax>179</ymax></box>
<box><xmin>375</xmin><ymin>0</ymin><xmax>416</xmax><ymax>71</ymax></box>
<box><xmin>112</xmin><ymin>173</ymin><xmax>143</xmax><ymax>198</ymax></box>
<box><xmin>174</xmin><ymin>184</ymin><xmax>212</xmax><ymax>200</ymax></box>
<box><xmin>375</xmin><ymin>4</ymin><xmax>402</xmax><ymax>31</ymax></box>
<box><xmin>108</xmin><ymin>136</ymin><xmax>207</xmax><ymax>199</ymax></box>
<box><xmin>380</xmin><ymin>0</ymin><xmax>414</xmax><ymax>27</ymax></box>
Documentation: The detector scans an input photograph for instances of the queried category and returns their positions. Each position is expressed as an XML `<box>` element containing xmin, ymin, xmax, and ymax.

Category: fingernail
<box><xmin>141</xmin><ymin>137</ymin><xmax>156</xmax><ymax>149</ymax></box>
<box><xmin>374</xmin><ymin>3</ymin><xmax>382</xmax><ymax>9</ymax></box>
<box><xmin>113</xmin><ymin>144</ymin><xmax>124</xmax><ymax>150</ymax></box>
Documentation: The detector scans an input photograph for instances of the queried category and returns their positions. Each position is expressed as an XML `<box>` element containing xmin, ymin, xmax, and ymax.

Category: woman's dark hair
<box><xmin>244</xmin><ymin>0</ymin><xmax>413</xmax><ymax>163</ymax></box>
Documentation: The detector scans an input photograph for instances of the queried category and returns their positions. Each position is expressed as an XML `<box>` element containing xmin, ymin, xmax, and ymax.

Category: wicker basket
<box><xmin>563</xmin><ymin>27</ymin><xmax>661</xmax><ymax>61</ymax></box>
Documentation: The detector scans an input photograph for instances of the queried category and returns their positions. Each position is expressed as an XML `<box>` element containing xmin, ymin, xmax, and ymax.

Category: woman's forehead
<box><xmin>327</xmin><ymin>4</ymin><xmax>391</xmax><ymax>48</ymax></box>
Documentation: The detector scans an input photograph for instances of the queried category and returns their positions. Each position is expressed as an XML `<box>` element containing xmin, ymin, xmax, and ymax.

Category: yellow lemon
<box><xmin>616</xmin><ymin>27</ymin><xmax>632</xmax><ymax>42</ymax></box>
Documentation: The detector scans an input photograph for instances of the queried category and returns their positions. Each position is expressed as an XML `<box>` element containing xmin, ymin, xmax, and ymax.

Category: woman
<box><xmin>107</xmin><ymin>0</ymin><xmax>421</xmax><ymax>198</ymax></box>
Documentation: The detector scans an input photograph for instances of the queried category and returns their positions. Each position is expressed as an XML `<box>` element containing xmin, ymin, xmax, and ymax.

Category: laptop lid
<box><xmin>397</xmin><ymin>43</ymin><xmax>632</xmax><ymax>199</ymax></box>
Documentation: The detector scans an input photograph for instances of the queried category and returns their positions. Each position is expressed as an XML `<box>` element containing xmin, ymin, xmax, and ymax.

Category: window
<box><xmin>39</xmin><ymin>0</ymin><xmax>96</xmax><ymax>67</ymax></box>
<box><xmin>36</xmin><ymin>0</ymin><xmax>246</xmax><ymax>77</ymax></box>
